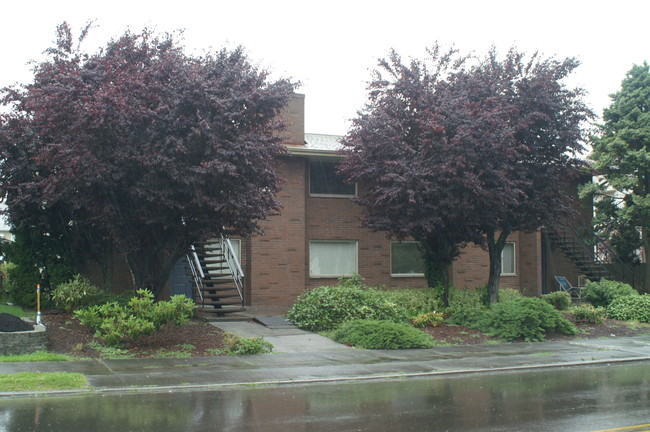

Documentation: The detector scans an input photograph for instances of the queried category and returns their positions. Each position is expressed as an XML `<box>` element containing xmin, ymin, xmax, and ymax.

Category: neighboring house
<box><xmin>169</xmin><ymin>94</ymin><xmax>600</xmax><ymax>308</ymax></box>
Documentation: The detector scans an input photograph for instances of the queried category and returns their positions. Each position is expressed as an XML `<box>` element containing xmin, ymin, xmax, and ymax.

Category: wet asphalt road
<box><xmin>0</xmin><ymin>362</ymin><xmax>648</xmax><ymax>432</ymax></box>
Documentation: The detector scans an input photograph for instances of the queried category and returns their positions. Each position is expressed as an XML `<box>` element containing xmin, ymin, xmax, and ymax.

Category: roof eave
<box><xmin>285</xmin><ymin>145</ymin><xmax>344</xmax><ymax>158</ymax></box>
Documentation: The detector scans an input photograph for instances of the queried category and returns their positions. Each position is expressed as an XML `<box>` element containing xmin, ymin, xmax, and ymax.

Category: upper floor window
<box><xmin>309</xmin><ymin>160</ymin><xmax>356</xmax><ymax>197</ymax></box>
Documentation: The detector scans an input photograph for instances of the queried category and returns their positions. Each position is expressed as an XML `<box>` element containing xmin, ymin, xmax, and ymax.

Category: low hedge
<box><xmin>480</xmin><ymin>297</ymin><xmax>577</xmax><ymax>342</ymax></box>
<box><xmin>607</xmin><ymin>294</ymin><xmax>650</xmax><ymax>323</ymax></box>
<box><xmin>330</xmin><ymin>319</ymin><xmax>436</xmax><ymax>349</ymax></box>
<box><xmin>286</xmin><ymin>284</ymin><xmax>411</xmax><ymax>332</ymax></box>
<box><xmin>583</xmin><ymin>279</ymin><xmax>637</xmax><ymax>308</ymax></box>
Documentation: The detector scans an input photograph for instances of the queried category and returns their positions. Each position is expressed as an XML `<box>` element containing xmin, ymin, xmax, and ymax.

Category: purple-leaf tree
<box><xmin>340</xmin><ymin>46</ymin><xmax>592</xmax><ymax>304</ymax></box>
<box><xmin>0</xmin><ymin>23</ymin><xmax>296</xmax><ymax>297</ymax></box>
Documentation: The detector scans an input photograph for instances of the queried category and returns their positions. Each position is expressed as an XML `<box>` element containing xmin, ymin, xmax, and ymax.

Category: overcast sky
<box><xmin>2</xmin><ymin>0</ymin><xmax>649</xmax><ymax>135</ymax></box>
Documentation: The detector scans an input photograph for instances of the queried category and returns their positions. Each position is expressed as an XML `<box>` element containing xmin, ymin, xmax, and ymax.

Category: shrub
<box><xmin>583</xmin><ymin>279</ymin><xmax>637</xmax><ymax>308</ymax></box>
<box><xmin>381</xmin><ymin>288</ymin><xmax>442</xmax><ymax>319</ymax></box>
<box><xmin>446</xmin><ymin>287</ymin><xmax>487</xmax><ymax>327</ymax></box>
<box><xmin>330</xmin><ymin>319</ymin><xmax>436</xmax><ymax>349</ymax></box>
<box><xmin>51</xmin><ymin>275</ymin><xmax>104</xmax><ymax>312</ymax></box>
<box><xmin>286</xmin><ymin>283</ymin><xmax>410</xmax><ymax>332</ymax></box>
<box><xmin>480</xmin><ymin>297</ymin><xmax>577</xmax><ymax>342</ymax></box>
<box><xmin>0</xmin><ymin>230</ymin><xmax>75</xmax><ymax>308</ymax></box>
<box><xmin>542</xmin><ymin>291</ymin><xmax>572</xmax><ymax>310</ymax></box>
<box><xmin>219</xmin><ymin>335</ymin><xmax>273</xmax><ymax>355</ymax></box>
<box><xmin>498</xmin><ymin>288</ymin><xmax>524</xmax><ymax>303</ymax></box>
<box><xmin>607</xmin><ymin>294</ymin><xmax>650</xmax><ymax>323</ymax></box>
<box><xmin>570</xmin><ymin>304</ymin><xmax>606</xmax><ymax>324</ymax></box>
<box><xmin>0</xmin><ymin>261</ymin><xmax>40</xmax><ymax>309</ymax></box>
<box><xmin>411</xmin><ymin>312</ymin><xmax>445</xmax><ymax>328</ymax></box>
<box><xmin>74</xmin><ymin>289</ymin><xmax>194</xmax><ymax>346</ymax></box>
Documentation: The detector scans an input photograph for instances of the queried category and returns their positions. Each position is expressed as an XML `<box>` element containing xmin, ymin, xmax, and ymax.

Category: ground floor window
<box><xmin>501</xmin><ymin>242</ymin><xmax>516</xmax><ymax>275</ymax></box>
<box><xmin>309</xmin><ymin>241</ymin><xmax>358</xmax><ymax>277</ymax></box>
<box><xmin>391</xmin><ymin>241</ymin><xmax>425</xmax><ymax>276</ymax></box>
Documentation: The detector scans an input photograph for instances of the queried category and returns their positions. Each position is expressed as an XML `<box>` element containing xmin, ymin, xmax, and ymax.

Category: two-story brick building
<box><xmin>174</xmin><ymin>94</ymin><xmax>591</xmax><ymax>308</ymax></box>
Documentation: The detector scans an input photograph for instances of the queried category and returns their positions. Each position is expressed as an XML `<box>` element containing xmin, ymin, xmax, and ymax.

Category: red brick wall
<box><xmin>451</xmin><ymin>234</ymin><xmax>523</xmax><ymax>292</ymax></box>
<box><xmin>518</xmin><ymin>231</ymin><xmax>543</xmax><ymax>296</ymax></box>
<box><xmin>248</xmin><ymin>156</ymin><xmax>307</xmax><ymax>306</ymax></box>
<box><xmin>304</xmin><ymin>180</ymin><xmax>428</xmax><ymax>292</ymax></box>
<box><xmin>244</xmin><ymin>152</ymin><xmax>554</xmax><ymax>306</ymax></box>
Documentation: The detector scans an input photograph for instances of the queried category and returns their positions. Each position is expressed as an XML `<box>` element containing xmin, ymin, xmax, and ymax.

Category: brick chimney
<box><xmin>281</xmin><ymin>93</ymin><xmax>305</xmax><ymax>146</ymax></box>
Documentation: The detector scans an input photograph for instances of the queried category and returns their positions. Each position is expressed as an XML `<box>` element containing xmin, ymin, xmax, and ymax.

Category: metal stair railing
<box><xmin>218</xmin><ymin>234</ymin><xmax>244</xmax><ymax>307</ymax></box>
<box><xmin>548</xmin><ymin>225</ymin><xmax>636</xmax><ymax>285</ymax></box>
<box><xmin>186</xmin><ymin>234</ymin><xmax>244</xmax><ymax>310</ymax></box>
<box><xmin>186</xmin><ymin>245</ymin><xmax>205</xmax><ymax>305</ymax></box>
<box><xmin>548</xmin><ymin>226</ymin><xmax>612</xmax><ymax>279</ymax></box>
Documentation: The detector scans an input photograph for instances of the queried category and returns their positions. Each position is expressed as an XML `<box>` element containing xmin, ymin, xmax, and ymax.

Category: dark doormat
<box><xmin>253</xmin><ymin>315</ymin><xmax>298</xmax><ymax>329</ymax></box>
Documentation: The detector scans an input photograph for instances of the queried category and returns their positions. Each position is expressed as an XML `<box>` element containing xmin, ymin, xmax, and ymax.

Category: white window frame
<box><xmin>308</xmin><ymin>160</ymin><xmax>357</xmax><ymax>198</ymax></box>
<box><xmin>309</xmin><ymin>240</ymin><xmax>358</xmax><ymax>278</ymax></box>
<box><xmin>501</xmin><ymin>242</ymin><xmax>516</xmax><ymax>276</ymax></box>
<box><xmin>390</xmin><ymin>241</ymin><xmax>425</xmax><ymax>277</ymax></box>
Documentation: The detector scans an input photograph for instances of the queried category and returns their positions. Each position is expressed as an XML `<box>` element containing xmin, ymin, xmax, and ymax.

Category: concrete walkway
<box><xmin>1</xmin><ymin>317</ymin><xmax>650</xmax><ymax>397</ymax></box>
<box><xmin>212</xmin><ymin>320</ymin><xmax>352</xmax><ymax>354</ymax></box>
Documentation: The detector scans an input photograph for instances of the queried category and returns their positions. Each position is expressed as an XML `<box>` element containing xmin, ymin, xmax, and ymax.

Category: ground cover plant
<box><xmin>330</xmin><ymin>319</ymin><xmax>436</xmax><ymax>349</ymax></box>
<box><xmin>214</xmin><ymin>335</ymin><xmax>273</xmax><ymax>355</ymax></box>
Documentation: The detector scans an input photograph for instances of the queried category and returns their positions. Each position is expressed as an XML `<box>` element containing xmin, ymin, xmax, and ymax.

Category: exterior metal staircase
<box><xmin>546</xmin><ymin>225</ymin><xmax>617</xmax><ymax>282</ymax></box>
<box><xmin>186</xmin><ymin>235</ymin><xmax>244</xmax><ymax>315</ymax></box>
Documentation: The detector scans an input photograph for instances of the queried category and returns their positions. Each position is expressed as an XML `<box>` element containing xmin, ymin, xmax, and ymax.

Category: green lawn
<box><xmin>0</xmin><ymin>351</ymin><xmax>75</xmax><ymax>362</ymax></box>
<box><xmin>0</xmin><ymin>304</ymin><xmax>31</xmax><ymax>318</ymax></box>
<box><xmin>0</xmin><ymin>372</ymin><xmax>88</xmax><ymax>392</ymax></box>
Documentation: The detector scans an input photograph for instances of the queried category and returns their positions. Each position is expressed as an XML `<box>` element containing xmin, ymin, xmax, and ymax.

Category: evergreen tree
<box><xmin>586</xmin><ymin>62</ymin><xmax>650</xmax><ymax>292</ymax></box>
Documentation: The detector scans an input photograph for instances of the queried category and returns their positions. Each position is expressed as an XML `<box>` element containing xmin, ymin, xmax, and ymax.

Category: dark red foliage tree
<box><xmin>0</xmin><ymin>23</ymin><xmax>296</xmax><ymax>296</ymax></box>
<box><xmin>340</xmin><ymin>46</ymin><xmax>592</xmax><ymax>304</ymax></box>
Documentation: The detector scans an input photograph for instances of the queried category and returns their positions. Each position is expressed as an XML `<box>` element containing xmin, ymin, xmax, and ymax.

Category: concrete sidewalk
<box><xmin>1</xmin><ymin>318</ymin><xmax>650</xmax><ymax>397</ymax></box>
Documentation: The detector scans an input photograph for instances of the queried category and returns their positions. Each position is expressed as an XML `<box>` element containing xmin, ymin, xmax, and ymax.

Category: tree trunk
<box><xmin>124</xmin><ymin>245</ymin><xmax>183</xmax><ymax>299</ymax></box>
<box><xmin>486</xmin><ymin>230</ymin><xmax>510</xmax><ymax>305</ymax></box>
<box><xmin>100</xmin><ymin>240</ymin><xmax>113</xmax><ymax>292</ymax></box>
<box><xmin>418</xmin><ymin>238</ymin><xmax>457</xmax><ymax>308</ymax></box>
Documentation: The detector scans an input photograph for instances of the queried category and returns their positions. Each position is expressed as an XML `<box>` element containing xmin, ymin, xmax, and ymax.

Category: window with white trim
<box><xmin>309</xmin><ymin>241</ymin><xmax>358</xmax><ymax>277</ymax></box>
<box><xmin>501</xmin><ymin>242</ymin><xmax>516</xmax><ymax>275</ymax></box>
<box><xmin>391</xmin><ymin>241</ymin><xmax>425</xmax><ymax>276</ymax></box>
<box><xmin>309</xmin><ymin>160</ymin><xmax>356</xmax><ymax>197</ymax></box>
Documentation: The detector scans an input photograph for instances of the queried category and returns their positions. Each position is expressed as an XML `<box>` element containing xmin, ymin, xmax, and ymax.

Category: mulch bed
<box><xmin>39</xmin><ymin>310</ymin><xmax>650</xmax><ymax>358</ymax></box>
<box><xmin>0</xmin><ymin>313</ymin><xmax>34</xmax><ymax>332</ymax></box>
<box><xmin>419</xmin><ymin>316</ymin><xmax>647</xmax><ymax>345</ymax></box>
<box><xmin>42</xmin><ymin>312</ymin><xmax>228</xmax><ymax>358</ymax></box>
